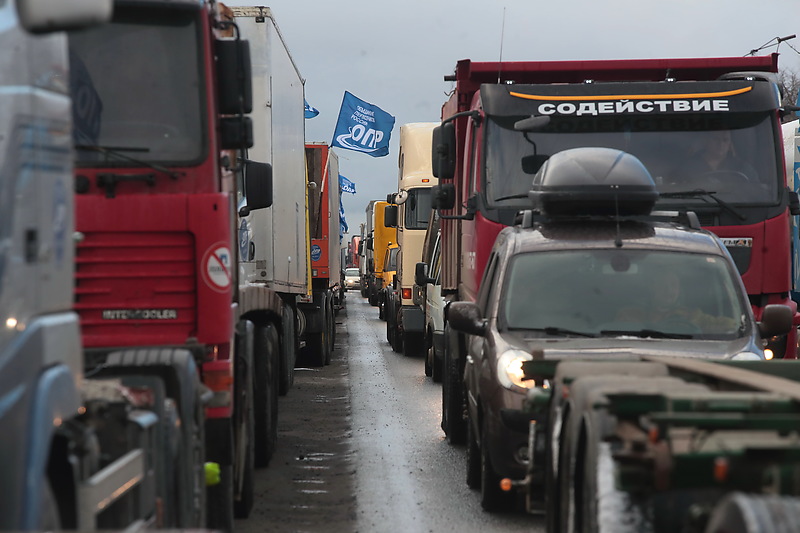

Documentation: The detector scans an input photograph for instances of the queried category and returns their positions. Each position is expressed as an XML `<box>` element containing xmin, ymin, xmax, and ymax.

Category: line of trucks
<box><xmin>1</xmin><ymin>1</ymin><xmax>343</xmax><ymax>531</ymax></box>
<box><xmin>357</xmin><ymin>53</ymin><xmax>800</xmax><ymax>531</ymax></box>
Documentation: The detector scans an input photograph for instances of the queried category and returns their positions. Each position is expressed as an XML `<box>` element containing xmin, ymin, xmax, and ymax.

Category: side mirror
<box><xmin>431</xmin><ymin>183</ymin><xmax>456</xmax><ymax>210</ymax></box>
<box><xmin>415</xmin><ymin>262</ymin><xmax>434</xmax><ymax>286</ymax></box>
<box><xmin>216</xmin><ymin>39</ymin><xmax>253</xmax><ymax>115</ymax></box>
<box><xmin>242</xmin><ymin>161</ymin><xmax>273</xmax><ymax>211</ymax></box>
<box><xmin>367</xmin><ymin>236</ymin><xmax>374</xmax><ymax>250</ymax></box>
<box><xmin>431</xmin><ymin>122</ymin><xmax>456</xmax><ymax>180</ymax></box>
<box><xmin>368</xmin><ymin>258</ymin><xmax>374</xmax><ymax>272</ymax></box>
<box><xmin>358</xmin><ymin>242</ymin><xmax>364</xmax><ymax>254</ymax></box>
<box><xmin>448</xmin><ymin>301</ymin><xmax>487</xmax><ymax>337</ymax></box>
<box><xmin>220</xmin><ymin>116</ymin><xmax>254</xmax><ymax>149</ymax></box>
<box><xmin>21</xmin><ymin>0</ymin><xmax>112</xmax><ymax>33</ymax></box>
<box><xmin>387</xmin><ymin>192</ymin><xmax>397</xmax><ymax>204</ymax></box>
<box><xmin>758</xmin><ymin>304</ymin><xmax>794</xmax><ymax>338</ymax></box>
<box><xmin>384</xmin><ymin>205</ymin><xmax>398</xmax><ymax>228</ymax></box>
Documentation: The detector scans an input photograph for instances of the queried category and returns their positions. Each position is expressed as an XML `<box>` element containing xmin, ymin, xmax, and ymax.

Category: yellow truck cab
<box><xmin>384</xmin><ymin>122</ymin><xmax>438</xmax><ymax>355</ymax></box>
<box><xmin>367</xmin><ymin>200</ymin><xmax>397</xmax><ymax>307</ymax></box>
<box><xmin>378</xmin><ymin>243</ymin><xmax>399</xmax><ymax>321</ymax></box>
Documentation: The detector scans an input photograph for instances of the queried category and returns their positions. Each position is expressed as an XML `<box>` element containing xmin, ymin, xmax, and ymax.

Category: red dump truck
<box><xmin>432</xmin><ymin>55</ymin><xmax>800</xmax><ymax>443</ymax></box>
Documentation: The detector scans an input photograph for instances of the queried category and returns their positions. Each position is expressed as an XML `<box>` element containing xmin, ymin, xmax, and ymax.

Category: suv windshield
<box><xmin>68</xmin><ymin>7</ymin><xmax>205</xmax><ymax>165</ymax></box>
<box><xmin>345</xmin><ymin>268</ymin><xmax>359</xmax><ymax>276</ymax></box>
<box><xmin>500</xmin><ymin>249</ymin><xmax>748</xmax><ymax>339</ymax></box>
<box><xmin>484</xmin><ymin>112</ymin><xmax>779</xmax><ymax>211</ymax></box>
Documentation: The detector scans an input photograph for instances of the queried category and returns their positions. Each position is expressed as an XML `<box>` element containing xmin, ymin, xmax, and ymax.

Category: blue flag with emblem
<box><xmin>331</xmin><ymin>91</ymin><xmax>395</xmax><ymax>157</ymax></box>
<box><xmin>339</xmin><ymin>196</ymin><xmax>348</xmax><ymax>239</ymax></box>
<box><xmin>304</xmin><ymin>99</ymin><xmax>319</xmax><ymax>119</ymax></box>
<box><xmin>339</xmin><ymin>174</ymin><xmax>356</xmax><ymax>195</ymax></box>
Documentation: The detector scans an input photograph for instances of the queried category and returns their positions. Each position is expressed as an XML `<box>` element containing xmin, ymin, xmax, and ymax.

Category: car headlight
<box><xmin>730</xmin><ymin>351</ymin><xmax>764</xmax><ymax>361</ymax></box>
<box><xmin>497</xmin><ymin>349</ymin><xmax>537</xmax><ymax>390</ymax></box>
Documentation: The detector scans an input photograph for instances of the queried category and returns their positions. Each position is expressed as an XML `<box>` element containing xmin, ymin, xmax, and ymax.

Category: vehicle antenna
<box><xmin>497</xmin><ymin>7</ymin><xmax>506</xmax><ymax>84</ymax></box>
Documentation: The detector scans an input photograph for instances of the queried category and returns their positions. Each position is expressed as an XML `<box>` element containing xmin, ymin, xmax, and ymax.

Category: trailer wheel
<box><xmin>253</xmin><ymin>323</ymin><xmax>279</xmax><ymax>468</ymax></box>
<box><xmin>441</xmin><ymin>324</ymin><xmax>466</xmax><ymax>444</ymax></box>
<box><xmin>705</xmin><ymin>493</ymin><xmax>800</xmax><ymax>533</ymax></box>
<box><xmin>300</xmin><ymin>294</ymin><xmax>329</xmax><ymax>367</ymax></box>
<box><xmin>233</xmin><ymin>340</ymin><xmax>255</xmax><ymax>519</ymax></box>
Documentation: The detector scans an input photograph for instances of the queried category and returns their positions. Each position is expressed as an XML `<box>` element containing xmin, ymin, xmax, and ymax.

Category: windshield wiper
<box><xmin>599</xmin><ymin>329</ymin><xmax>693</xmax><ymax>339</ymax></box>
<box><xmin>76</xmin><ymin>144</ymin><xmax>181</xmax><ymax>179</ymax></box>
<box><xmin>659</xmin><ymin>189</ymin><xmax>746</xmax><ymax>221</ymax></box>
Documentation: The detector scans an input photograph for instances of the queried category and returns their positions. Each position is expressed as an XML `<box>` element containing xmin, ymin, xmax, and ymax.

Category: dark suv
<box><xmin>448</xmin><ymin>147</ymin><xmax>791</xmax><ymax>511</ymax></box>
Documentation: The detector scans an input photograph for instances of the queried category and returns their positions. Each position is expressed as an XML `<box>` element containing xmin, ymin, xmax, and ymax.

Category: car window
<box><xmin>500</xmin><ymin>249</ymin><xmax>747</xmax><ymax>339</ymax></box>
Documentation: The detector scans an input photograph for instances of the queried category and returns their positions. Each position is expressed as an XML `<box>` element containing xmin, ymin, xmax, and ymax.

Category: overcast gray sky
<box><xmin>231</xmin><ymin>0</ymin><xmax>800</xmax><ymax>237</ymax></box>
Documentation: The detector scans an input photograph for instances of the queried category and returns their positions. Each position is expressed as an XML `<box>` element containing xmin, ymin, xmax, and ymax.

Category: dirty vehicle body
<box><xmin>0</xmin><ymin>1</ymin><xmax>216</xmax><ymax>530</ymax></box>
<box><xmin>297</xmin><ymin>143</ymin><xmax>341</xmax><ymax>367</ymax></box>
<box><xmin>433</xmin><ymin>54</ymin><xmax>800</xmax><ymax>447</ymax></box>
<box><xmin>384</xmin><ymin>123</ymin><xmax>439</xmax><ymax>357</ymax></box>
<box><xmin>447</xmin><ymin>147</ymin><xmax>791</xmax><ymax>514</ymax></box>
<box><xmin>67</xmin><ymin>2</ymin><xmax>307</xmax><ymax>529</ymax></box>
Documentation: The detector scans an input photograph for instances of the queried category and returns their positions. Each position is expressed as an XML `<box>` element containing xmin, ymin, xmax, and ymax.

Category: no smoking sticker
<box><xmin>202</xmin><ymin>245</ymin><xmax>232</xmax><ymax>292</ymax></box>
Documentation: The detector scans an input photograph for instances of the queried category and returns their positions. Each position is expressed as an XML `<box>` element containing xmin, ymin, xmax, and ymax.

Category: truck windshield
<box><xmin>68</xmin><ymin>8</ymin><xmax>204</xmax><ymax>165</ymax></box>
<box><xmin>500</xmin><ymin>249</ymin><xmax>748</xmax><ymax>340</ymax></box>
<box><xmin>404</xmin><ymin>188</ymin><xmax>432</xmax><ymax>230</ymax></box>
<box><xmin>484</xmin><ymin>113</ymin><xmax>779</xmax><ymax>212</ymax></box>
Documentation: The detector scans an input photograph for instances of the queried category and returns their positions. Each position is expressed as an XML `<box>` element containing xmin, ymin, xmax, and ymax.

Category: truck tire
<box><xmin>402</xmin><ymin>331</ymin><xmax>424</xmax><ymax>358</ymax></box>
<box><xmin>441</xmin><ymin>324</ymin><xmax>466</xmax><ymax>445</ymax></box>
<box><xmin>279</xmin><ymin>306</ymin><xmax>295</xmax><ymax>396</ymax></box>
<box><xmin>253</xmin><ymin>322</ymin><xmax>279</xmax><ymax>468</ymax></box>
<box><xmin>300</xmin><ymin>294</ymin><xmax>329</xmax><ymax>367</ymax></box>
<box><xmin>104</xmin><ymin>348</ymin><xmax>206</xmax><ymax>528</ymax></box>
<box><xmin>233</xmin><ymin>337</ymin><xmax>255</xmax><ymax>519</ymax></box>
<box><xmin>206</xmin><ymin>441</ymin><xmax>234</xmax><ymax>533</ymax></box>
<box><xmin>705</xmin><ymin>493</ymin><xmax>800</xmax><ymax>533</ymax></box>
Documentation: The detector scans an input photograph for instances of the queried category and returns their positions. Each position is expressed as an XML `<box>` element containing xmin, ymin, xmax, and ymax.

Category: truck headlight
<box><xmin>730</xmin><ymin>351</ymin><xmax>764</xmax><ymax>361</ymax></box>
<box><xmin>497</xmin><ymin>349</ymin><xmax>536</xmax><ymax>390</ymax></box>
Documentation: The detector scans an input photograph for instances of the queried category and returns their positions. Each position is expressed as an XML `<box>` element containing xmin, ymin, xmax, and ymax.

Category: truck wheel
<box><xmin>253</xmin><ymin>323</ymin><xmax>279</xmax><ymax>468</ymax></box>
<box><xmin>301</xmin><ymin>295</ymin><xmax>329</xmax><ymax>367</ymax></box>
<box><xmin>480</xmin><ymin>420</ymin><xmax>514</xmax><ymax>512</ymax></box>
<box><xmin>233</xmin><ymin>336</ymin><xmax>255</xmax><ymax>519</ymax></box>
<box><xmin>431</xmin><ymin>342</ymin><xmax>443</xmax><ymax>383</ymax></box>
<box><xmin>441</xmin><ymin>325</ymin><xmax>466</xmax><ymax>445</ymax></box>
<box><xmin>705</xmin><ymin>493</ymin><xmax>800</xmax><ymax>533</ymax></box>
<box><xmin>424</xmin><ymin>338</ymin><xmax>433</xmax><ymax>377</ymax></box>
<box><xmin>402</xmin><ymin>331</ymin><xmax>424</xmax><ymax>358</ymax></box>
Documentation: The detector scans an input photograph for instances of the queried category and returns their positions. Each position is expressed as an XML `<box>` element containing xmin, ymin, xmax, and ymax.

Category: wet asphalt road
<box><xmin>237</xmin><ymin>292</ymin><xmax>544</xmax><ymax>532</ymax></box>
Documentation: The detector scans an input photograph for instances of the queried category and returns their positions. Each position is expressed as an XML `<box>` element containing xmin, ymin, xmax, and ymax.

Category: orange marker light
<box><xmin>500</xmin><ymin>478</ymin><xmax>513</xmax><ymax>492</ymax></box>
<box><xmin>713</xmin><ymin>457</ymin><xmax>729</xmax><ymax>483</ymax></box>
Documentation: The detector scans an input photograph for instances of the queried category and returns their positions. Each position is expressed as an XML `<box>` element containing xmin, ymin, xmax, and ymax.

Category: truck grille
<box><xmin>74</xmin><ymin>231</ymin><xmax>197</xmax><ymax>347</ymax></box>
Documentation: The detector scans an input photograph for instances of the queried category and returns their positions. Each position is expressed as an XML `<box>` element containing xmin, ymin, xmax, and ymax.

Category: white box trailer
<box><xmin>231</xmin><ymin>7</ymin><xmax>309</xmax><ymax>398</ymax></box>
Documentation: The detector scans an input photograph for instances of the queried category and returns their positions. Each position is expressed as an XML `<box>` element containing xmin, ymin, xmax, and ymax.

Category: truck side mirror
<box><xmin>220</xmin><ymin>116</ymin><xmax>254</xmax><ymax>149</ymax></box>
<box><xmin>243</xmin><ymin>161</ymin><xmax>273</xmax><ymax>211</ymax></box>
<box><xmin>20</xmin><ymin>0</ymin><xmax>112</xmax><ymax>33</ymax></box>
<box><xmin>358</xmin><ymin>242</ymin><xmax>364</xmax><ymax>254</ymax></box>
<box><xmin>367</xmin><ymin>236</ymin><xmax>373</xmax><ymax>250</ymax></box>
<box><xmin>448</xmin><ymin>301</ymin><xmax>487</xmax><ymax>337</ymax></box>
<box><xmin>415</xmin><ymin>262</ymin><xmax>433</xmax><ymax>286</ymax></box>
<box><xmin>215</xmin><ymin>39</ymin><xmax>253</xmax><ymax>115</ymax></box>
<box><xmin>368</xmin><ymin>258</ymin><xmax>374</xmax><ymax>272</ymax></box>
<box><xmin>384</xmin><ymin>205</ymin><xmax>398</xmax><ymax>228</ymax></box>
<box><xmin>431</xmin><ymin>184</ymin><xmax>456</xmax><ymax>210</ymax></box>
<box><xmin>432</xmin><ymin>122</ymin><xmax>456</xmax><ymax>180</ymax></box>
<box><xmin>758</xmin><ymin>304</ymin><xmax>793</xmax><ymax>338</ymax></box>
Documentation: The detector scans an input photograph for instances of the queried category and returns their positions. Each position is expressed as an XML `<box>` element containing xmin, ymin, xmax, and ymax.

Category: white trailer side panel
<box><xmin>233</xmin><ymin>7</ymin><xmax>308</xmax><ymax>294</ymax></box>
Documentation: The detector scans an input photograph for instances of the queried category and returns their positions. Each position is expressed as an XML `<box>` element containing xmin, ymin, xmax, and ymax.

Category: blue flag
<box><xmin>339</xmin><ymin>174</ymin><xmax>356</xmax><ymax>195</ymax></box>
<box><xmin>304</xmin><ymin>99</ymin><xmax>319</xmax><ymax>119</ymax></box>
<box><xmin>339</xmin><ymin>196</ymin><xmax>348</xmax><ymax>239</ymax></box>
<box><xmin>331</xmin><ymin>91</ymin><xmax>395</xmax><ymax>157</ymax></box>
